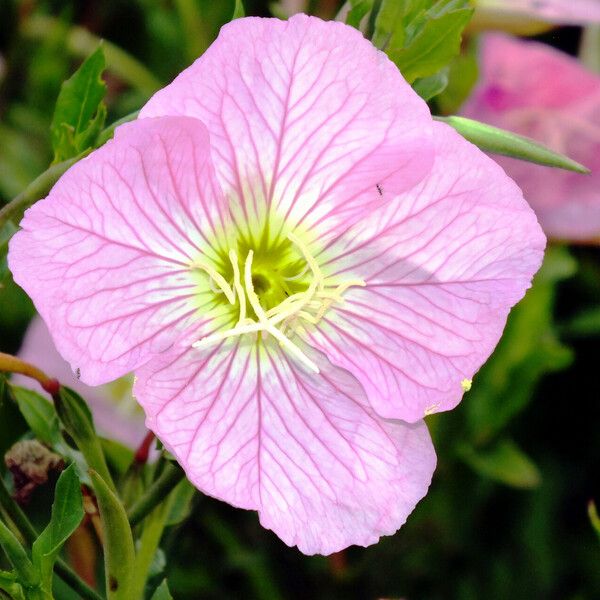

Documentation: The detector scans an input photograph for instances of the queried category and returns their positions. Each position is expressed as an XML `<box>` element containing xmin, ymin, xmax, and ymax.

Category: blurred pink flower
<box><xmin>463</xmin><ymin>33</ymin><xmax>600</xmax><ymax>243</ymax></box>
<box><xmin>14</xmin><ymin>316</ymin><xmax>144</xmax><ymax>449</ymax></box>
<box><xmin>9</xmin><ymin>16</ymin><xmax>544</xmax><ymax>553</ymax></box>
<box><xmin>476</xmin><ymin>0</ymin><xmax>600</xmax><ymax>25</ymax></box>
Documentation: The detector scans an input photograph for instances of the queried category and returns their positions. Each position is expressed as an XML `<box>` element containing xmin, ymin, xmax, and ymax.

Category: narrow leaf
<box><xmin>51</xmin><ymin>45</ymin><xmax>107</xmax><ymax>162</ymax></box>
<box><xmin>11</xmin><ymin>387</ymin><xmax>60</xmax><ymax>446</ymax></box>
<box><xmin>459</xmin><ymin>440</ymin><xmax>542</xmax><ymax>489</ymax></box>
<box><xmin>0</xmin><ymin>521</ymin><xmax>37</xmax><ymax>587</ymax></box>
<box><xmin>345</xmin><ymin>0</ymin><xmax>373</xmax><ymax>28</ymax></box>
<box><xmin>232</xmin><ymin>0</ymin><xmax>245</xmax><ymax>19</ymax></box>
<box><xmin>435</xmin><ymin>115</ymin><xmax>590</xmax><ymax>173</ymax></box>
<box><xmin>393</xmin><ymin>3</ymin><xmax>473</xmax><ymax>82</ymax></box>
<box><xmin>89</xmin><ymin>470</ymin><xmax>135</xmax><ymax>600</ymax></box>
<box><xmin>413</xmin><ymin>68</ymin><xmax>449</xmax><ymax>101</ymax></box>
<box><xmin>150</xmin><ymin>579</ymin><xmax>173</xmax><ymax>600</ymax></box>
<box><xmin>32</xmin><ymin>465</ymin><xmax>84</xmax><ymax>590</ymax></box>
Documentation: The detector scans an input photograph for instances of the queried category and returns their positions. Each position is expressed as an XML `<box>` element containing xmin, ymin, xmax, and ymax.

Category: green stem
<box><xmin>90</xmin><ymin>470</ymin><xmax>136</xmax><ymax>600</ymax></box>
<box><xmin>0</xmin><ymin>153</ymin><xmax>87</xmax><ymax>232</ymax></box>
<box><xmin>129</xmin><ymin>499</ymin><xmax>173</xmax><ymax>599</ymax></box>
<box><xmin>23</xmin><ymin>15</ymin><xmax>162</xmax><ymax>96</ymax></box>
<box><xmin>0</xmin><ymin>478</ymin><xmax>102</xmax><ymax>600</ymax></box>
<box><xmin>127</xmin><ymin>463</ymin><xmax>185</xmax><ymax>528</ymax></box>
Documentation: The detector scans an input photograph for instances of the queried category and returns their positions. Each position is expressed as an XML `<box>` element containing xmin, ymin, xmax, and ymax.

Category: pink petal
<box><xmin>140</xmin><ymin>15</ymin><xmax>434</xmax><ymax>236</ymax></box>
<box><xmin>306</xmin><ymin>122</ymin><xmax>545</xmax><ymax>422</ymax></box>
<box><xmin>13</xmin><ymin>317</ymin><xmax>146</xmax><ymax>449</ymax></box>
<box><xmin>477</xmin><ymin>0</ymin><xmax>600</xmax><ymax>25</ymax></box>
<box><xmin>135</xmin><ymin>336</ymin><xmax>435</xmax><ymax>555</ymax></box>
<box><xmin>463</xmin><ymin>34</ymin><xmax>600</xmax><ymax>242</ymax></box>
<box><xmin>9</xmin><ymin>117</ymin><xmax>225</xmax><ymax>385</ymax></box>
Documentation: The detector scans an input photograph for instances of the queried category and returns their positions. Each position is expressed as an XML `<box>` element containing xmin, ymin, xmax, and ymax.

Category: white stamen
<box><xmin>191</xmin><ymin>257</ymin><xmax>235</xmax><ymax>304</ymax></box>
<box><xmin>191</xmin><ymin>231</ymin><xmax>365</xmax><ymax>375</ymax></box>
<box><xmin>229</xmin><ymin>250</ymin><xmax>246</xmax><ymax>324</ymax></box>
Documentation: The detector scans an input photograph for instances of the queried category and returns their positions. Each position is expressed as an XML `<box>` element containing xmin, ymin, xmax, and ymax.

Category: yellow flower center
<box><xmin>190</xmin><ymin>232</ymin><xmax>365</xmax><ymax>373</ymax></box>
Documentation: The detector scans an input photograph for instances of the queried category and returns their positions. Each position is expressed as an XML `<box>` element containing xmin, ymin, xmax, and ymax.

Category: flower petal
<box><xmin>9</xmin><ymin>116</ymin><xmax>226</xmax><ymax>385</ymax></box>
<box><xmin>306</xmin><ymin>122</ymin><xmax>546</xmax><ymax>422</ymax></box>
<box><xmin>135</xmin><ymin>337</ymin><xmax>435</xmax><ymax>555</ymax></box>
<box><xmin>140</xmin><ymin>15</ymin><xmax>434</xmax><ymax>235</ymax></box>
<box><xmin>463</xmin><ymin>34</ymin><xmax>600</xmax><ymax>243</ymax></box>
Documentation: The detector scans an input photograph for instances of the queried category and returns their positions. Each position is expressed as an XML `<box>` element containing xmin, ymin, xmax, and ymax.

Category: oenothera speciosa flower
<box><xmin>463</xmin><ymin>34</ymin><xmax>600</xmax><ymax>244</ymax></box>
<box><xmin>9</xmin><ymin>16</ymin><xmax>545</xmax><ymax>554</ymax></box>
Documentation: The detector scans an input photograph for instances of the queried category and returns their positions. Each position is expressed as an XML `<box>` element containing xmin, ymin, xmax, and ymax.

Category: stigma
<box><xmin>189</xmin><ymin>232</ymin><xmax>365</xmax><ymax>374</ymax></box>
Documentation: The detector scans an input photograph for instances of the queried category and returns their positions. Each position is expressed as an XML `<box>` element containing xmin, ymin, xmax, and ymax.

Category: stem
<box><xmin>0</xmin><ymin>354</ymin><xmax>59</xmax><ymax>396</ymax></box>
<box><xmin>127</xmin><ymin>463</ymin><xmax>185</xmax><ymax>528</ymax></box>
<box><xmin>0</xmin><ymin>154</ymin><xmax>86</xmax><ymax>231</ymax></box>
<box><xmin>129</xmin><ymin>499</ymin><xmax>172</xmax><ymax>599</ymax></box>
<box><xmin>23</xmin><ymin>16</ymin><xmax>162</xmax><ymax>96</ymax></box>
<box><xmin>0</xmin><ymin>478</ymin><xmax>102</xmax><ymax>600</ymax></box>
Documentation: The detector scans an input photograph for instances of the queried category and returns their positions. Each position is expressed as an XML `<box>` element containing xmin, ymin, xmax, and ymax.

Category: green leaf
<box><xmin>562</xmin><ymin>306</ymin><xmax>600</xmax><ymax>337</ymax></box>
<box><xmin>375</xmin><ymin>0</ymin><xmax>473</xmax><ymax>83</ymax></box>
<box><xmin>0</xmin><ymin>521</ymin><xmax>37</xmax><ymax>587</ymax></box>
<box><xmin>51</xmin><ymin>45</ymin><xmax>107</xmax><ymax>162</ymax></box>
<box><xmin>150</xmin><ymin>579</ymin><xmax>173</xmax><ymax>600</ymax></box>
<box><xmin>435</xmin><ymin>115</ymin><xmax>590</xmax><ymax>173</ymax></box>
<box><xmin>345</xmin><ymin>0</ymin><xmax>373</xmax><ymax>28</ymax></box>
<box><xmin>465</xmin><ymin>247</ymin><xmax>575</xmax><ymax>443</ymax></box>
<box><xmin>413</xmin><ymin>67</ymin><xmax>449</xmax><ymax>101</ymax></box>
<box><xmin>436</xmin><ymin>38</ymin><xmax>479</xmax><ymax>113</ymax></box>
<box><xmin>11</xmin><ymin>387</ymin><xmax>61</xmax><ymax>446</ymax></box>
<box><xmin>55</xmin><ymin>386</ymin><xmax>116</xmax><ymax>492</ymax></box>
<box><xmin>232</xmin><ymin>0</ymin><xmax>245</xmax><ymax>19</ymax></box>
<box><xmin>32</xmin><ymin>465</ymin><xmax>84</xmax><ymax>592</ymax></box>
<box><xmin>89</xmin><ymin>470</ymin><xmax>135</xmax><ymax>600</ymax></box>
<box><xmin>459</xmin><ymin>439</ymin><xmax>542</xmax><ymax>489</ymax></box>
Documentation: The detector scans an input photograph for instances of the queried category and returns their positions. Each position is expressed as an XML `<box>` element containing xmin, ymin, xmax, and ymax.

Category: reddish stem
<box><xmin>134</xmin><ymin>431</ymin><xmax>155</xmax><ymax>465</ymax></box>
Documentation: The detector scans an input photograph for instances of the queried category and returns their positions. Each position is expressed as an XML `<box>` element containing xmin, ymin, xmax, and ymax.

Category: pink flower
<box><xmin>14</xmin><ymin>316</ymin><xmax>144</xmax><ymax>449</ymax></box>
<box><xmin>463</xmin><ymin>33</ymin><xmax>600</xmax><ymax>243</ymax></box>
<box><xmin>8</xmin><ymin>16</ymin><xmax>545</xmax><ymax>554</ymax></box>
<box><xmin>476</xmin><ymin>0</ymin><xmax>600</xmax><ymax>25</ymax></box>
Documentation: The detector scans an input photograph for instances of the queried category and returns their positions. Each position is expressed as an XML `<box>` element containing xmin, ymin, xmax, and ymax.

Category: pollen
<box><xmin>190</xmin><ymin>231</ymin><xmax>365</xmax><ymax>374</ymax></box>
<box><xmin>461</xmin><ymin>378</ymin><xmax>472</xmax><ymax>392</ymax></box>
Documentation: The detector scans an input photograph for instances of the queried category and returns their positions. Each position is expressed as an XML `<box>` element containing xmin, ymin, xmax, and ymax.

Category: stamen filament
<box><xmin>191</xmin><ymin>232</ymin><xmax>365</xmax><ymax>376</ymax></box>
<box><xmin>191</xmin><ymin>257</ymin><xmax>235</xmax><ymax>304</ymax></box>
<box><xmin>229</xmin><ymin>250</ymin><xmax>246</xmax><ymax>324</ymax></box>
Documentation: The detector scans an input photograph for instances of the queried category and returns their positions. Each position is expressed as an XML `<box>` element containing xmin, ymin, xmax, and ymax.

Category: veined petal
<box><xmin>140</xmin><ymin>15</ymin><xmax>434</xmax><ymax>236</ymax></box>
<box><xmin>307</xmin><ymin>122</ymin><xmax>546</xmax><ymax>422</ymax></box>
<box><xmin>8</xmin><ymin>117</ymin><xmax>226</xmax><ymax>385</ymax></box>
<box><xmin>135</xmin><ymin>337</ymin><xmax>435</xmax><ymax>555</ymax></box>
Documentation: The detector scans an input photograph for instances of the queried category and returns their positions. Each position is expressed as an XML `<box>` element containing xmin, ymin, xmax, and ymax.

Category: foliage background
<box><xmin>0</xmin><ymin>1</ymin><xmax>598</xmax><ymax>598</ymax></box>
